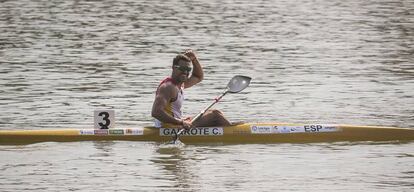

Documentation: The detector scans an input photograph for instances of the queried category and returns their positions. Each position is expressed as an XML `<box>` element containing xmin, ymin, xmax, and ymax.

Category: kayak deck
<box><xmin>0</xmin><ymin>123</ymin><xmax>413</xmax><ymax>145</ymax></box>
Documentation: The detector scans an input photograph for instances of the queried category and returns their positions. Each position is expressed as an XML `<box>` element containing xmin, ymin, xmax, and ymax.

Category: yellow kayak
<box><xmin>0</xmin><ymin>123</ymin><xmax>413</xmax><ymax>145</ymax></box>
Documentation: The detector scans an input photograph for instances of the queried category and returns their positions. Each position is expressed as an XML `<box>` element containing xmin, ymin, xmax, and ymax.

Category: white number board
<box><xmin>94</xmin><ymin>110</ymin><xmax>115</xmax><ymax>129</ymax></box>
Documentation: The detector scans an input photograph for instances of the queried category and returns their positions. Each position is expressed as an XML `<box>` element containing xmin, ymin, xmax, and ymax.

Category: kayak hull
<box><xmin>0</xmin><ymin>123</ymin><xmax>413</xmax><ymax>145</ymax></box>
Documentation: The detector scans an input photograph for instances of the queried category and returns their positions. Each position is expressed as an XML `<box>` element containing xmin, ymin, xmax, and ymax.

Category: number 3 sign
<box><xmin>94</xmin><ymin>110</ymin><xmax>115</xmax><ymax>129</ymax></box>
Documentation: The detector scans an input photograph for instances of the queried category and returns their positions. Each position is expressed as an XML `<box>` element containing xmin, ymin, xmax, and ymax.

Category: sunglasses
<box><xmin>174</xmin><ymin>65</ymin><xmax>192</xmax><ymax>73</ymax></box>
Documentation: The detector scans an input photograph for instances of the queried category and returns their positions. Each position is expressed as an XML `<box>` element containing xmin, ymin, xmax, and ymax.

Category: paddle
<box><xmin>171</xmin><ymin>75</ymin><xmax>252</xmax><ymax>144</ymax></box>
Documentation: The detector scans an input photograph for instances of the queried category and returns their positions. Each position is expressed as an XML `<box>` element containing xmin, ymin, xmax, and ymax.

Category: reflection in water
<box><xmin>0</xmin><ymin>141</ymin><xmax>413</xmax><ymax>191</ymax></box>
<box><xmin>151</xmin><ymin>144</ymin><xmax>256</xmax><ymax>190</ymax></box>
<box><xmin>152</xmin><ymin>144</ymin><xmax>197</xmax><ymax>190</ymax></box>
<box><xmin>91</xmin><ymin>141</ymin><xmax>115</xmax><ymax>157</ymax></box>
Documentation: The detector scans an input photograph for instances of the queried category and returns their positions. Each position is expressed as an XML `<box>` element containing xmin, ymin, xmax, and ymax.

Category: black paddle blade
<box><xmin>227</xmin><ymin>75</ymin><xmax>252</xmax><ymax>93</ymax></box>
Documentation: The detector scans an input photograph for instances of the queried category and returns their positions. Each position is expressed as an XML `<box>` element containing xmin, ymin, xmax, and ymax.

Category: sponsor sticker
<box><xmin>160</xmin><ymin>127</ymin><xmax>224</xmax><ymax>136</ymax></box>
<box><xmin>287</xmin><ymin>126</ymin><xmax>306</xmax><ymax>133</ymax></box>
<box><xmin>320</xmin><ymin>126</ymin><xmax>340</xmax><ymax>132</ymax></box>
<box><xmin>80</xmin><ymin>128</ymin><xmax>145</xmax><ymax>136</ymax></box>
<box><xmin>94</xmin><ymin>129</ymin><xmax>109</xmax><ymax>135</ymax></box>
<box><xmin>277</xmin><ymin>126</ymin><xmax>292</xmax><ymax>133</ymax></box>
<box><xmin>125</xmin><ymin>128</ymin><xmax>144</xmax><ymax>135</ymax></box>
<box><xmin>109</xmin><ymin>129</ymin><xmax>124</xmax><ymax>135</ymax></box>
<box><xmin>251</xmin><ymin>126</ymin><xmax>273</xmax><ymax>134</ymax></box>
<box><xmin>79</xmin><ymin>129</ymin><xmax>94</xmax><ymax>135</ymax></box>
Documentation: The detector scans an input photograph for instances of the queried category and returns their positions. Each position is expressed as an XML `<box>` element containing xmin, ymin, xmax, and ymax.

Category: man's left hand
<box><xmin>184</xmin><ymin>49</ymin><xmax>197</xmax><ymax>61</ymax></box>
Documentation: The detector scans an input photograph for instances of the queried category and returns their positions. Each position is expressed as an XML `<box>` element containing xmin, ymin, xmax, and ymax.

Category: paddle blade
<box><xmin>227</xmin><ymin>75</ymin><xmax>252</xmax><ymax>93</ymax></box>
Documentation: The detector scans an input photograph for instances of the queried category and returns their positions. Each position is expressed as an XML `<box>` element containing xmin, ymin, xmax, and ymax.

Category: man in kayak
<box><xmin>151</xmin><ymin>49</ymin><xmax>231</xmax><ymax>129</ymax></box>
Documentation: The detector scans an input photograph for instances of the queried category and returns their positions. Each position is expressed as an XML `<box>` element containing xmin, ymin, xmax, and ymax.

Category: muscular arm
<box><xmin>151</xmin><ymin>84</ymin><xmax>183</xmax><ymax>125</ymax></box>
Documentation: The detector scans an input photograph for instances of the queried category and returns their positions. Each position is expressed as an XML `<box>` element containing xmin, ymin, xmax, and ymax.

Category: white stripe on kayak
<box><xmin>250</xmin><ymin>125</ymin><xmax>341</xmax><ymax>134</ymax></box>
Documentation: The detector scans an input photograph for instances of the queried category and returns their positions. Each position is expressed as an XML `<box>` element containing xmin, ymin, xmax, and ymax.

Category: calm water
<box><xmin>1</xmin><ymin>0</ymin><xmax>413</xmax><ymax>191</ymax></box>
<box><xmin>0</xmin><ymin>141</ymin><xmax>413</xmax><ymax>191</ymax></box>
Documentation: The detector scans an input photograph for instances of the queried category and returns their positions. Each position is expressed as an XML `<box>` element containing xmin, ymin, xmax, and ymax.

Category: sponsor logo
<box><xmin>279</xmin><ymin>126</ymin><xmax>291</xmax><ymax>133</ymax></box>
<box><xmin>160</xmin><ymin>127</ymin><xmax>223</xmax><ymax>136</ymax></box>
<box><xmin>79</xmin><ymin>129</ymin><xmax>94</xmax><ymax>135</ymax></box>
<box><xmin>125</xmin><ymin>128</ymin><xmax>144</xmax><ymax>135</ymax></box>
<box><xmin>251</xmin><ymin>125</ymin><xmax>273</xmax><ymax>134</ymax></box>
<box><xmin>94</xmin><ymin>129</ymin><xmax>109</xmax><ymax>135</ymax></box>
<box><xmin>323</xmin><ymin>126</ymin><xmax>340</xmax><ymax>131</ymax></box>
<box><xmin>290</xmin><ymin>126</ymin><xmax>301</xmax><ymax>132</ymax></box>
<box><xmin>109</xmin><ymin>129</ymin><xmax>124</xmax><ymax>135</ymax></box>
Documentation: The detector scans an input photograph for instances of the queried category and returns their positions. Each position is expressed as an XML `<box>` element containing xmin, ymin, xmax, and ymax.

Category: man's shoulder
<box><xmin>158</xmin><ymin>81</ymin><xmax>179</xmax><ymax>93</ymax></box>
<box><xmin>159</xmin><ymin>80</ymin><xmax>177</xmax><ymax>88</ymax></box>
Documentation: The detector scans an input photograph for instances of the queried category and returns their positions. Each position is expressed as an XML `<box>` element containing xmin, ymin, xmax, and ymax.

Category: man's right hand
<box><xmin>181</xmin><ymin>118</ymin><xmax>192</xmax><ymax>129</ymax></box>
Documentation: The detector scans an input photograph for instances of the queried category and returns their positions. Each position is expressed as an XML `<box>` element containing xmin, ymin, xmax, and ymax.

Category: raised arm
<box><xmin>183</xmin><ymin>49</ymin><xmax>204</xmax><ymax>89</ymax></box>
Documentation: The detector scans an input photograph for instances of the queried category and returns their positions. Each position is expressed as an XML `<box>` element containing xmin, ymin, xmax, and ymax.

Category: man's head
<box><xmin>172</xmin><ymin>54</ymin><xmax>192</xmax><ymax>83</ymax></box>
